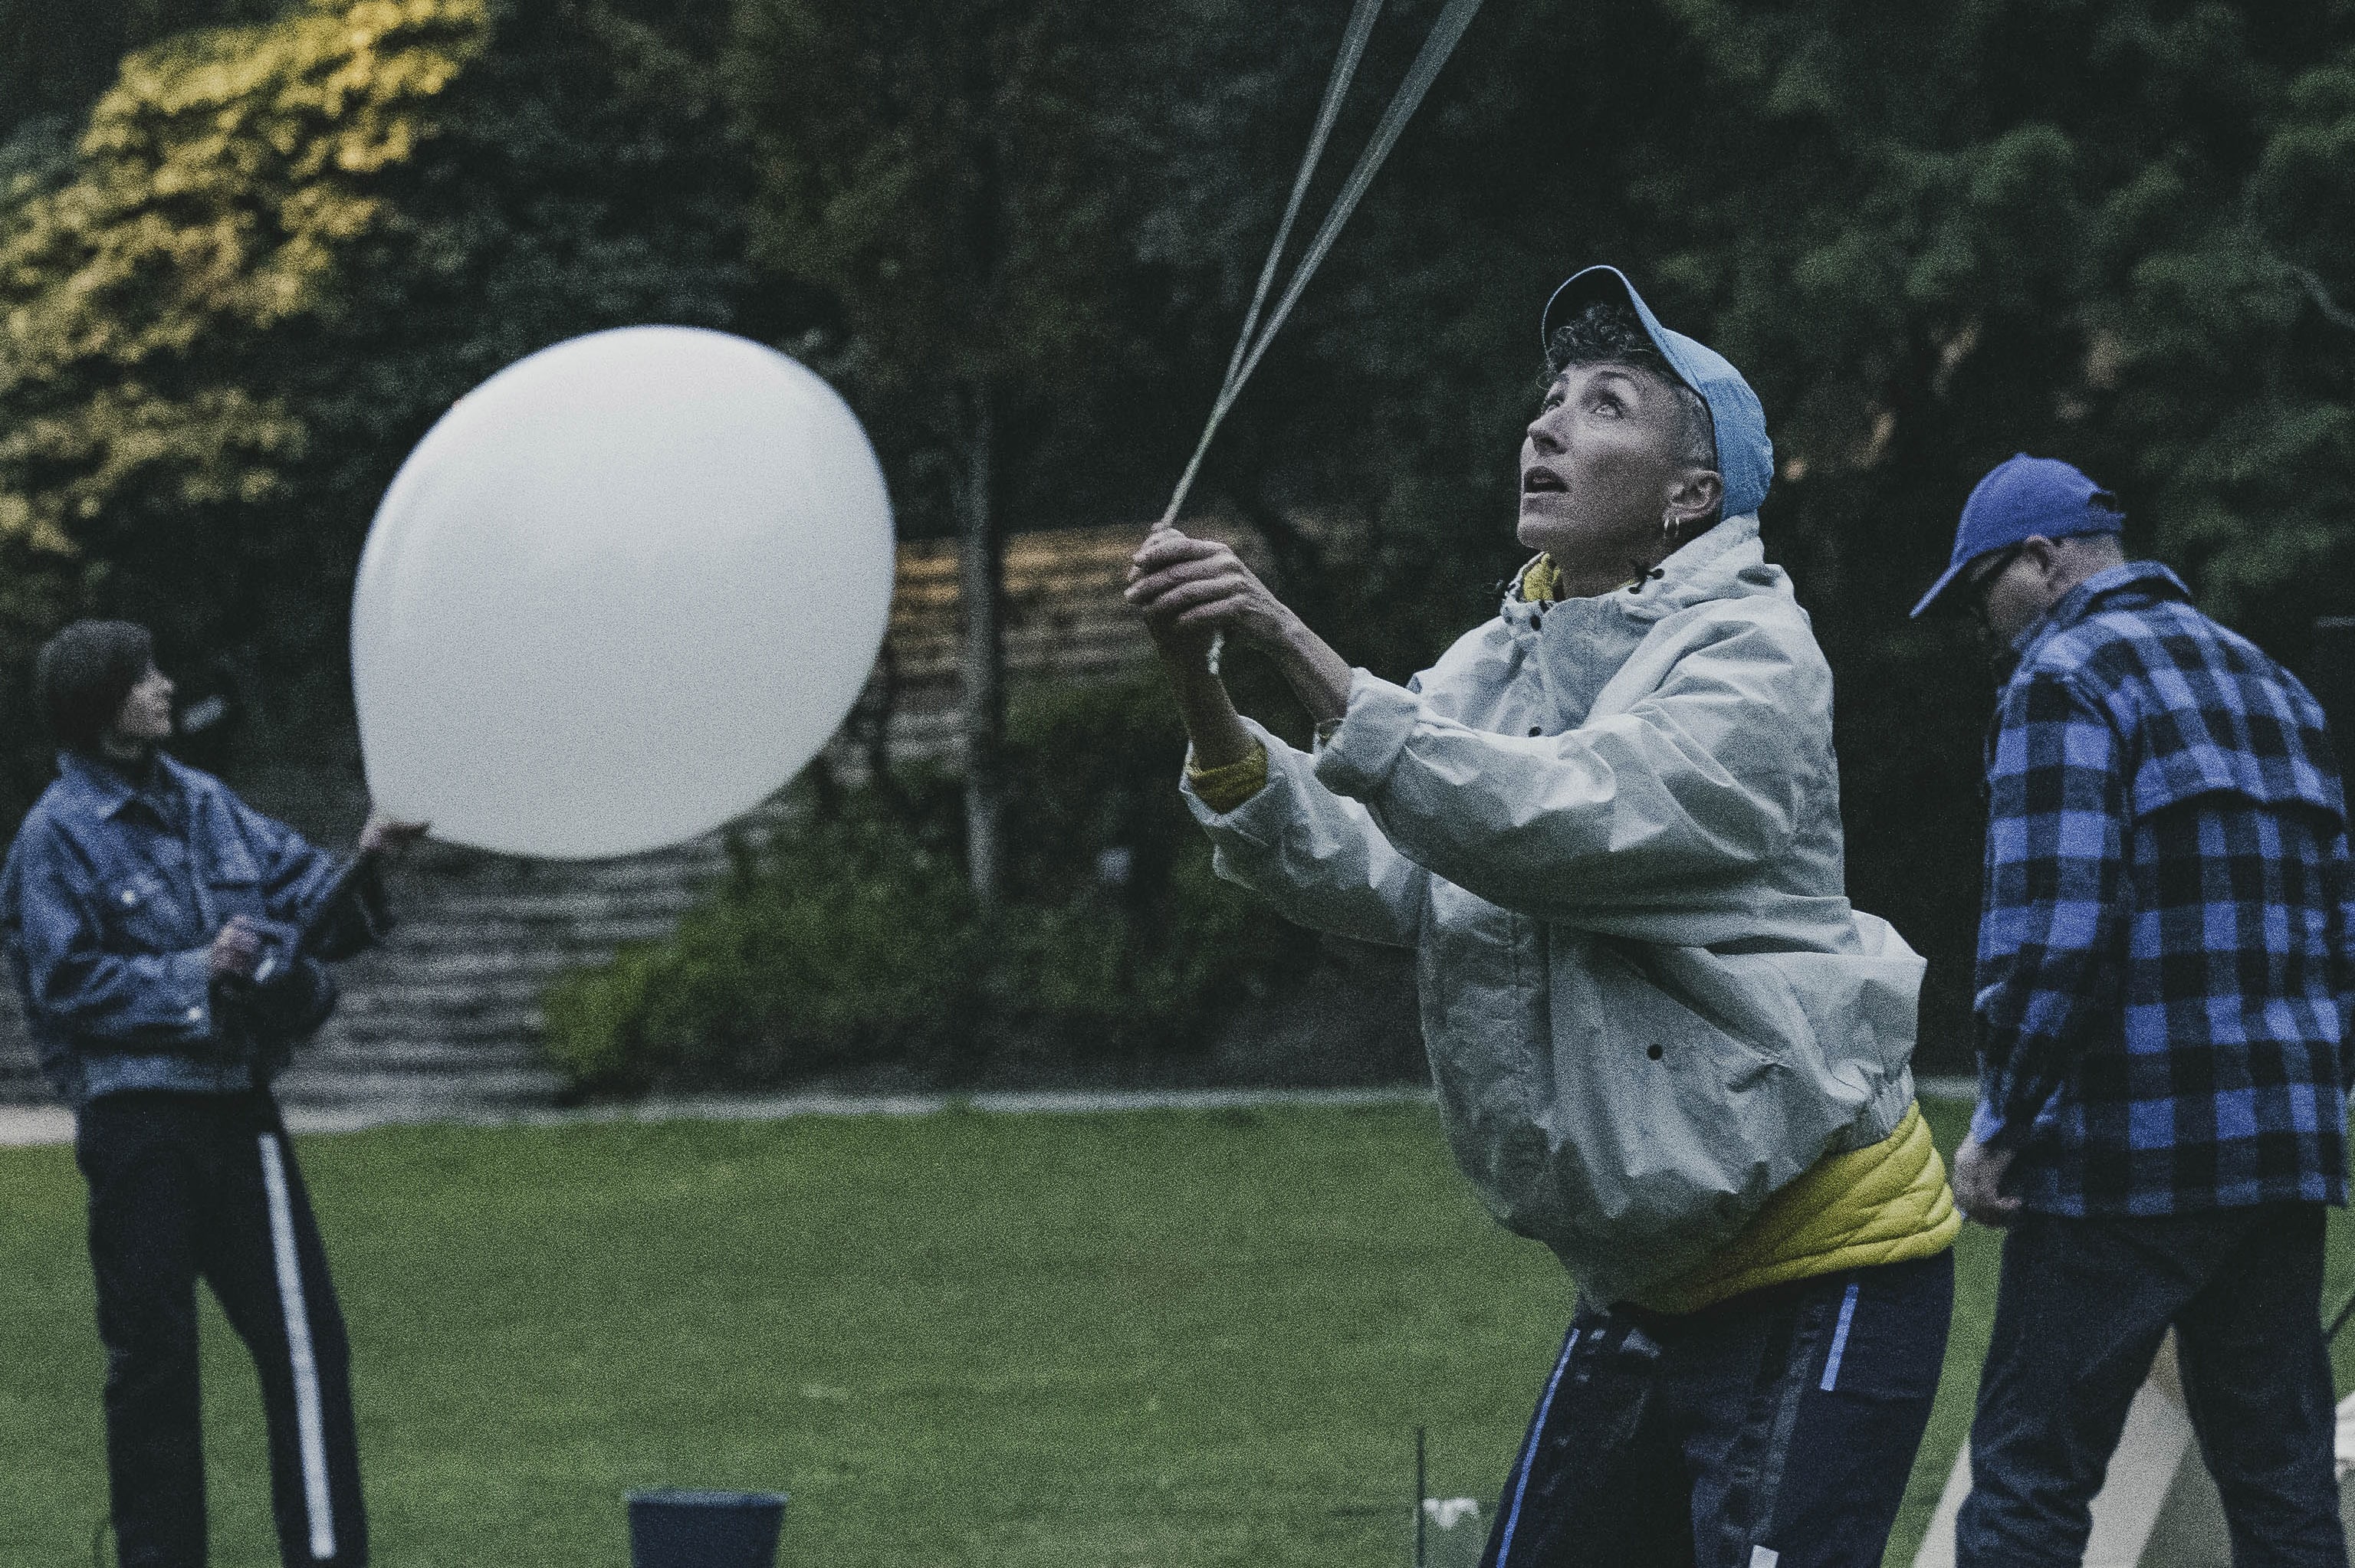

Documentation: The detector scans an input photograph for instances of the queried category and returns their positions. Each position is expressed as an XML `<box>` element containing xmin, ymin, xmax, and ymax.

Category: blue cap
<box><xmin>1540</xmin><ymin>265</ymin><xmax>1773</xmax><ymax>520</ymax></box>
<box><xmin>1909</xmin><ymin>454</ymin><xmax>2123</xmax><ymax>618</ymax></box>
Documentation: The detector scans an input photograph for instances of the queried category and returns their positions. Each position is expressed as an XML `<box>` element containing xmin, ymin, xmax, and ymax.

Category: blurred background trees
<box><xmin>0</xmin><ymin>0</ymin><xmax>755</xmax><ymax>796</ymax></box>
<box><xmin>730</xmin><ymin>0</ymin><xmax>1171</xmax><ymax>902</ymax></box>
<box><xmin>6</xmin><ymin>0</ymin><xmax>2355</xmax><ymax>1072</ymax></box>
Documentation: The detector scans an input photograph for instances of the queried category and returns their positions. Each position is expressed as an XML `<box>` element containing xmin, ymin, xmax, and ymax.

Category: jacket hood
<box><xmin>1497</xmin><ymin>516</ymin><xmax>1790</xmax><ymax>730</ymax></box>
<box><xmin>1503</xmin><ymin>513</ymin><xmax>1782</xmax><ymax>630</ymax></box>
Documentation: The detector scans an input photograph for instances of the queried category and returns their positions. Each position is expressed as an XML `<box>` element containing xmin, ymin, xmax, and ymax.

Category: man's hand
<box><xmin>358</xmin><ymin>810</ymin><xmax>429</xmax><ymax>858</ymax></box>
<box><xmin>209</xmin><ymin>916</ymin><xmax>262</xmax><ymax>980</ymax></box>
<box><xmin>1951</xmin><ymin>1134</ymin><xmax>2022</xmax><ymax>1227</ymax></box>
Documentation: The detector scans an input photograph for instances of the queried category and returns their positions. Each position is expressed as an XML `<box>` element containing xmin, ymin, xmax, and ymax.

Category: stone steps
<box><xmin>0</xmin><ymin>827</ymin><xmax>742</xmax><ymax>1111</ymax></box>
<box><xmin>0</xmin><ymin>520</ymin><xmax>1207</xmax><ymax>1114</ymax></box>
<box><xmin>0</xmin><ymin>779</ymin><xmax>806</xmax><ymax>1113</ymax></box>
<box><xmin>267</xmin><ymin>1064</ymin><xmax>567</xmax><ymax>1112</ymax></box>
<box><xmin>383</xmin><ymin>916</ymin><xmax>690</xmax><ymax>946</ymax></box>
<box><xmin>327</xmin><ymin>1009</ymin><xmax>545</xmax><ymax>1048</ymax></box>
<box><xmin>287</xmin><ymin>1036</ymin><xmax>545</xmax><ymax>1072</ymax></box>
<box><xmin>335</xmin><ymin>972</ymin><xmax>550</xmax><ymax>1009</ymax></box>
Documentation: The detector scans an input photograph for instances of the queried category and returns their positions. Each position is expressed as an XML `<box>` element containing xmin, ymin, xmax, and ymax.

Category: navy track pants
<box><xmin>1480</xmin><ymin>1250</ymin><xmax>1953</xmax><ymax>1568</ymax></box>
<box><xmin>76</xmin><ymin>1090</ymin><xmax>367</xmax><ymax>1568</ymax></box>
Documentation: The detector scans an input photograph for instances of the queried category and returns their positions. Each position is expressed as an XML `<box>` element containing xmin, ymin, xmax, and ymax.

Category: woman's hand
<box><xmin>1126</xmin><ymin>530</ymin><xmax>1303</xmax><ymax>664</ymax></box>
<box><xmin>1125</xmin><ymin>527</ymin><xmax>1353</xmax><ymax>725</ymax></box>
<box><xmin>358</xmin><ymin>811</ymin><xmax>430</xmax><ymax>858</ymax></box>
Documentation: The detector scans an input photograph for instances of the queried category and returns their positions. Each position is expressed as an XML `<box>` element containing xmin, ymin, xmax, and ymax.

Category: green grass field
<box><xmin>4</xmin><ymin>1098</ymin><xmax>2352</xmax><ymax>1566</ymax></box>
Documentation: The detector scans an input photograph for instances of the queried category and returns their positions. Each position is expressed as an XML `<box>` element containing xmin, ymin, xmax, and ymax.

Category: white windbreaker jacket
<box><xmin>1184</xmin><ymin>517</ymin><xmax>1924</xmax><ymax>1304</ymax></box>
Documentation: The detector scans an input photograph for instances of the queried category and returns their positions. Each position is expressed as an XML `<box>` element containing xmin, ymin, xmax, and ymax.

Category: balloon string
<box><xmin>1158</xmin><ymin>0</ymin><xmax>1385</xmax><ymax>538</ymax></box>
<box><xmin>1215</xmin><ymin>0</ymin><xmax>1487</xmax><ymax>409</ymax></box>
<box><xmin>1153</xmin><ymin>0</ymin><xmax>1490</xmax><ymax>677</ymax></box>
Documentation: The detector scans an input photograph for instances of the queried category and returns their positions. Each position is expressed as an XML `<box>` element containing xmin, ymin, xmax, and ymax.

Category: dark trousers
<box><xmin>1955</xmin><ymin>1202</ymin><xmax>2344</xmax><ymax>1567</ymax></box>
<box><xmin>75</xmin><ymin>1091</ymin><xmax>367</xmax><ymax>1568</ymax></box>
<box><xmin>1479</xmin><ymin>1250</ymin><xmax>1954</xmax><ymax>1567</ymax></box>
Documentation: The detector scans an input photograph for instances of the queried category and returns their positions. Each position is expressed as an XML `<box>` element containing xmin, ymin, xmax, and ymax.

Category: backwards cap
<box><xmin>1540</xmin><ymin>265</ymin><xmax>1774</xmax><ymax>520</ymax></box>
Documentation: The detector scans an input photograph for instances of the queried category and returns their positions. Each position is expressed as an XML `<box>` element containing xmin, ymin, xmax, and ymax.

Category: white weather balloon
<box><xmin>352</xmin><ymin>327</ymin><xmax>895</xmax><ymax>859</ymax></box>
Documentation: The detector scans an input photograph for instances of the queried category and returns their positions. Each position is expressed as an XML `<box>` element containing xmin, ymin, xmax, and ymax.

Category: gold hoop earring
<box><xmin>1661</xmin><ymin>513</ymin><xmax>1680</xmax><ymax>543</ymax></box>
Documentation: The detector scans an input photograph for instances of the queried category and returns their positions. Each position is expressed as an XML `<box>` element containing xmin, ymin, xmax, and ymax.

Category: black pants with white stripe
<box><xmin>76</xmin><ymin>1090</ymin><xmax>366</xmax><ymax>1568</ymax></box>
<box><xmin>1478</xmin><ymin>1251</ymin><xmax>1953</xmax><ymax>1568</ymax></box>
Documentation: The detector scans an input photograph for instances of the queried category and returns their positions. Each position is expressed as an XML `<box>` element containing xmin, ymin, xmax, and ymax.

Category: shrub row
<box><xmin>542</xmin><ymin>676</ymin><xmax>1320</xmax><ymax>1094</ymax></box>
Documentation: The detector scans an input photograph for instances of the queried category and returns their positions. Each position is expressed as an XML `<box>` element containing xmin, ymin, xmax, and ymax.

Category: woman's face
<box><xmin>1517</xmin><ymin>362</ymin><xmax>1711</xmax><ymax>589</ymax></box>
<box><xmin>107</xmin><ymin>664</ymin><xmax>176</xmax><ymax>746</ymax></box>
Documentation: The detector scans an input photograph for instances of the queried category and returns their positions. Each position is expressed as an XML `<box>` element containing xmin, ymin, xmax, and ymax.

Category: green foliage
<box><xmin>725</xmin><ymin>0</ymin><xmax>1181</xmax><ymax>538</ymax></box>
<box><xmin>2114</xmin><ymin>41</ymin><xmax>2355</xmax><ymax>641</ymax></box>
<box><xmin>0</xmin><ymin>0</ymin><xmax>281</xmax><ymax>140</ymax></box>
<box><xmin>0</xmin><ymin>0</ymin><xmax>486</xmax><ymax>805</ymax></box>
<box><xmin>544</xmin><ymin>793</ymin><xmax>983</xmax><ymax>1093</ymax></box>
<box><xmin>0</xmin><ymin>0</ymin><xmax>755</xmax><ymax>812</ymax></box>
<box><xmin>542</xmin><ymin>679</ymin><xmax>1319</xmax><ymax>1095</ymax></box>
<box><xmin>990</xmin><ymin>676</ymin><xmax>1316</xmax><ymax>1057</ymax></box>
<box><xmin>11</xmin><ymin>0</ymin><xmax>2355</xmax><ymax>1071</ymax></box>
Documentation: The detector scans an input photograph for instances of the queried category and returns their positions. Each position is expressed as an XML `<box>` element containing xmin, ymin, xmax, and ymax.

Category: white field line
<box><xmin>0</xmin><ymin>1077</ymin><xmax>1982</xmax><ymax>1150</ymax></box>
<box><xmin>0</xmin><ymin>1105</ymin><xmax>70</xmax><ymax>1146</ymax></box>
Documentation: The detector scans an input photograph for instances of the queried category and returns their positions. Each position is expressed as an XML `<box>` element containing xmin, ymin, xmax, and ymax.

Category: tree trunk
<box><xmin>954</xmin><ymin>382</ymin><xmax>1004</xmax><ymax>907</ymax></box>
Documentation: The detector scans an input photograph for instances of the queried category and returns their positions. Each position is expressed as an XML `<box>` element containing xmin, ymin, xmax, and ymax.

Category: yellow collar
<box><xmin>1517</xmin><ymin>553</ymin><xmax>1644</xmax><ymax>604</ymax></box>
<box><xmin>1518</xmin><ymin>554</ymin><xmax>1562</xmax><ymax>602</ymax></box>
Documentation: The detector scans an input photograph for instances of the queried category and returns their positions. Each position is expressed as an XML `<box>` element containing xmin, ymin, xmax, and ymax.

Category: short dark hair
<box><xmin>34</xmin><ymin>620</ymin><xmax>153</xmax><ymax>752</ymax></box>
<box><xmin>1545</xmin><ymin>300</ymin><xmax>1720</xmax><ymax>507</ymax></box>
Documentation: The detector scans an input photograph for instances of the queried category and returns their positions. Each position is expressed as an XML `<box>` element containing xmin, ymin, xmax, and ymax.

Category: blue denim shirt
<box><xmin>0</xmin><ymin>751</ymin><xmax>386</xmax><ymax>1107</ymax></box>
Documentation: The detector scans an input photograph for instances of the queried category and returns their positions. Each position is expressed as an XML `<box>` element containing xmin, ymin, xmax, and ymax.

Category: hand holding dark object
<box><xmin>224</xmin><ymin>954</ymin><xmax>337</xmax><ymax>1042</ymax></box>
<box><xmin>210</xmin><ymin>911</ymin><xmax>334</xmax><ymax>1045</ymax></box>
<box><xmin>208</xmin><ymin>917</ymin><xmax>262</xmax><ymax>980</ymax></box>
<box><xmin>1952</xmin><ymin>1134</ymin><xmax>2022</xmax><ymax>1227</ymax></box>
<box><xmin>356</xmin><ymin>810</ymin><xmax>429</xmax><ymax>858</ymax></box>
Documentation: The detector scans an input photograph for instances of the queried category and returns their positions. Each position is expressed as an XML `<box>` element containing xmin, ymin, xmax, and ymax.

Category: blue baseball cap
<box><xmin>1540</xmin><ymin>265</ymin><xmax>1774</xmax><ymax>520</ymax></box>
<box><xmin>1910</xmin><ymin>454</ymin><xmax>2123</xmax><ymax>618</ymax></box>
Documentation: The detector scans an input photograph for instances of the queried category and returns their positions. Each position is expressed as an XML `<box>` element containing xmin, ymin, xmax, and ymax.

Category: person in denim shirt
<box><xmin>2</xmin><ymin>619</ymin><xmax>425</xmax><ymax>1568</ymax></box>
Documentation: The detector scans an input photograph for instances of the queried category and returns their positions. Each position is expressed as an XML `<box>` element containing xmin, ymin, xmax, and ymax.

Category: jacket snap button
<box><xmin>1647</xmin><ymin>1044</ymin><xmax>1664</xmax><ymax>1061</ymax></box>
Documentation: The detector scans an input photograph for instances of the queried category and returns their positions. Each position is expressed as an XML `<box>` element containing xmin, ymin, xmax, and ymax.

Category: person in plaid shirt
<box><xmin>1912</xmin><ymin>453</ymin><xmax>2353</xmax><ymax>1566</ymax></box>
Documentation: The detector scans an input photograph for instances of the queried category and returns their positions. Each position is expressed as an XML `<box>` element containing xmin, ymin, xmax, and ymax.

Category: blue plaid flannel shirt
<box><xmin>1972</xmin><ymin>561</ymin><xmax>2355</xmax><ymax>1215</ymax></box>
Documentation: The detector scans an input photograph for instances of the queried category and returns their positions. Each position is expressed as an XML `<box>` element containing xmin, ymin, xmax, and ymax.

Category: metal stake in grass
<box><xmin>1414</xmin><ymin>1426</ymin><xmax>1427</xmax><ymax>1568</ymax></box>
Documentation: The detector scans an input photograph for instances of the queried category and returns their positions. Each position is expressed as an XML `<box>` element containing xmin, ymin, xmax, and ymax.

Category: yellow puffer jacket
<box><xmin>1630</xmin><ymin>1102</ymin><xmax>1958</xmax><ymax>1314</ymax></box>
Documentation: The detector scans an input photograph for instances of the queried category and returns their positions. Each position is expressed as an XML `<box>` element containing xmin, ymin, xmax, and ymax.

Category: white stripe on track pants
<box><xmin>76</xmin><ymin>1090</ymin><xmax>368</xmax><ymax>1568</ymax></box>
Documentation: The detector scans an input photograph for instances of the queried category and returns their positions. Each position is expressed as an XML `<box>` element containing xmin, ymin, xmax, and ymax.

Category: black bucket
<box><xmin>626</xmin><ymin>1489</ymin><xmax>787</xmax><ymax>1568</ymax></box>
